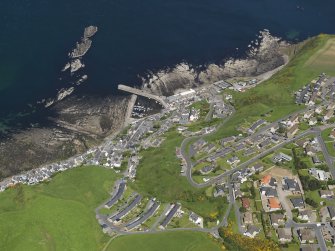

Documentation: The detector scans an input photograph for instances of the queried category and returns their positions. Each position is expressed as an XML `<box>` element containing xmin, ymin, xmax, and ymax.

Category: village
<box><xmin>1</xmin><ymin>73</ymin><xmax>335</xmax><ymax>250</ymax></box>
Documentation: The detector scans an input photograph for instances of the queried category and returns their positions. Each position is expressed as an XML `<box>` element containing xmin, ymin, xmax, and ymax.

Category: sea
<box><xmin>0</xmin><ymin>0</ymin><xmax>335</xmax><ymax>134</ymax></box>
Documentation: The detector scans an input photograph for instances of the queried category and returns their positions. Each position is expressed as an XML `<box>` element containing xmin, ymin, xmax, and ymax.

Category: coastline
<box><xmin>0</xmin><ymin>31</ymin><xmax>296</xmax><ymax>180</ymax></box>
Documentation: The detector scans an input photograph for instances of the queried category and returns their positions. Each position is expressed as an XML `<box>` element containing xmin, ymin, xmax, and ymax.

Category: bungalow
<box><xmin>290</xmin><ymin>197</ymin><xmax>305</xmax><ymax>209</ymax></box>
<box><xmin>282</xmin><ymin>178</ymin><xmax>301</xmax><ymax>194</ymax></box>
<box><xmin>288</xmin><ymin>114</ymin><xmax>299</xmax><ymax>126</ymax></box>
<box><xmin>189</xmin><ymin>212</ymin><xmax>203</xmax><ymax>228</ymax></box>
<box><xmin>244</xmin><ymin>225</ymin><xmax>260</xmax><ymax>238</ymax></box>
<box><xmin>251</xmin><ymin>163</ymin><xmax>264</xmax><ymax>173</ymax></box>
<box><xmin>270</xmin><ymin>213</ymin><xmax>285</xmax><ymax>227</ymax></box>
<box><xmin>235</xmin><ymin>143</ymin><xmax>246</xmax><ymax>152</ymax></box>
<box><xmin>248</xmin><ymin>119</ymin><xmax>266</xmax><ymax>134</ymax></box>
<box><xmin>192</xmin><ymin>138</ymin><xmax>207</xmax><ymax>150</ymax></box>
<box><xmin>268</xmin><ymin>197</ymin><xmax>282</xmax><ymax>211</ymax></box>
<box><xmin>260</xmin><ymin>187</ymin><xmax>278</xmax><ymax>197</ymax></box>
<box><xmin>243</xmin><ymin>211</ymin><xmax>253</xmax><ymax>225</ymax></box>
<box><xmin>311</xmin><ymin>155</ymin><xmax>321</xmax><ymax>165</ymax></box>
<box><xmin>286</xmin><ymin>124</ymin><xmax>299</xmax><ymax>138</ymax></box>
<box><xmin>304</xmin><ymin>110</ymin><xmax>314</xmax><ymax>119</ymax></box>
<box><xmin>327</xmin><ymin>206</ymin><xmax>335</xmax><ymax>220</ymax></box>
<box><xmin>213</xmin><ymin>185</ymin><xmax>225</xmax><ymax>197</ymax></box>
<box><xmin>261</xmin><ymin>175</ymin><xmax>277</xmax><ymax>188</ymax></box>
<box><xmin>227</xmin><ymin>156</ymin><xmax>240</xmax><ymax>165</ymax></box>
<box><xmin>298</xmin><ymin>210</ymin><xmax>313</xmax><ymax>222</ymax></box>
<box><xmin>277</xmin><ymin>228</ymin><xmax>292</xmax><ymax>243</ymax></box>
<box><xmin>309</xmin><ymin>168</ymin><xmax>330</xmax><ymax>181</ymax></box>
<box><xmin>305</xmin><ymin>145</ymin><xmax>316</xmax><ymax>156</ymax></box>
<box><xmin>315</xmin><ymin>106</ymin><xmax>323</xmax><ymax>114</ymax></box>
<box><xmin>244</xmin><ymin>148</ymin><xmax>256</xmax><ymax>157</ymax></box>
<box><xmin>241</xmin><ymin>197</ymin><xmax>250</xmax><ymax>209</ymax></box>
<box><xmin>200</xmin><ymin>165</ymin><xmax>214</xmax><ymax>175</ymax></box>
<box><xmin>319</xmin><ymin>190</ymin><xmax>334</xmax><ymax>199</ymax></box>
<box><xmin>273</xmin><ymin>152</ymin><xmax>292</xmax><ymax>163</ymax></box>
<box><xmin>258</xmin><ymin>138</ymin><xmax>272</xmax><ymax>148</ymax></box>
<box><xmin>298</xmin><ymin>228</ymin><xmax>316</xmax><ymax>244</ymax></box>
<box><xmin>330</xmin><ymin>130</ymin><xmax>335</xmax><ymax>139</ymax></box>
<box><xmin>221</xmin><ymin>136</ymin><xmax>236</xmax><ymax>146</ymax></box>
<box><xmin>309</xmin><ymin>117</ymin><xmax>317</xmax><ymax>126</ymax></box>
<box><xmin>203</xmin><ymin>143</ymin><xmax>216</xmax><ymax>153</ymax></box>
<box><xmin>233</xmin><ymin>183</ymin><xmax>242</xmax><ymax>199</ymax></box>
<box><xmin>324</xmin><ymin>109</ymin><xmax>334</xmax><ymax>121</ymax></box>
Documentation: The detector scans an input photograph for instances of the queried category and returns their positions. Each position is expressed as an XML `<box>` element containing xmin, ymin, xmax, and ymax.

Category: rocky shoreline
<box><xmin>0</xmin><ymin>30</ymin><xmax>299</xmax><ymax>180</ymax></box>
<box><xmin>142</xmin><ymin>30</ymin><xmax>288</xmax><ymax>96</ymax></box>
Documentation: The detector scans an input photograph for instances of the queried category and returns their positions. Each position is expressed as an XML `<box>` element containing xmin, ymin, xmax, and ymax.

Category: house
<box><xmin>189</xmin><ymin>212</ymin><xmax>203</xmax><ymax>228</ymax></box>
<box><xmin>241</xmin><ymin>198</ymin><xmax>250</xmax><ymax>209</ymax></box>
<box><xmin>273</xmin><ymin>152</ymin><xmax>292</xmax><ymax>163</ymax></box>
<box><xmin>235</xmin><ymin>143</ymin><xmax>246</xmax><ymax>152</ymax></box>
<box><xmin>298</xmin><ymin>210</ymin><xmax>313</xmax><ymax>222</ymax></box>
<box><xmin>268</xmin><ymin>197</ymin><xmax>281</xmax><ymax>211</ymax></box>
<box><xmin>248</xmin><ymin>119</ymin><xmax>266</xmax><ymax>133</ymax></box>
<box><xmin>260</xmin><ymin>187</ymin><xmax>278</xmax><ymax>197</ymax></box>
<box><xmin>258</xmin><ymin>138</ymin><xmax>272</xmax><ymax>149</ymax></box>
<box><xmin>282</xmin><ymin>178</ymin><xmax>301</xmax><ymax>193</ymax></box>
<box><xmin>213</xmin><ymin>185</ymin><xmax>225</xmax><ymax>197</ymax></box>
<box><xmin>244</xmin><ymin>225</ymin><xmax>260</xmax><ymax>238</ymax></box>
<box><xmin>309</xmin><ymin>168</ymin><xmax>330</xmax><ymax>181</ymax></box>
<box><xmin>324</xmin><ymin>109</ymin><xmax>334</xmax><ymax>121</ymax></box>
<box><xmin>251</xmin><ymin>163</ymin><xmax>264</xmax><ymax>173</ymax></box>
<box><xmin>290</xmin><ymin>197</ymin><xmax>305</xmax><ymax>209</ymax></box>
<box><xmin>290</xmin><ymin>114</ymin><xmax>299</xmax><ymax>124</ymax></box>
<box><xmin>200</xmin><ymin>165</ymin><xmax>214</xmax><ymax>175</ymax></box>
<box><xmin>261</xmin><ymin>175</ymin><xmax>277</xmax><ymax>188</ymax></box>
<box><xmin>304</xmin><ymin>145</ymin><xmax>316</xmax><ymax>156</ymax></box>
<box><xmin>327</xmin><ymin>206</ymin><xmax>335</xmax><ymax>220</ymax></box>
<box><xmin>243</xmin><ymin>211</ymin><xmax>253</xmax><ymax>225</ymax></box>
<box><xmin>311</xmin><ymin>155</ymin><xmax>321</xmax><ymax>165</ymax></box>
<box><xmin>192</xmin><ymin>138</ymin><xmax>207</xmax><ymax>150</ymax></box>
<box><xmin>227</xmin><ymin>156</ymin><xmax>240</xmax><ymax>165</ymax></box>
<box><xmin>277</xmin><ymin>228</ymin><xmax>292</xmax><ymax>243</ymax></box>
<box><xmin>321</xmin><ymin>225</ymin><xmax>333</xmax><ymax>242</ymax></box>
<box><xmin>221</xmin><ymin>136</ymin><xmax>236</xmax><ymax>146</ymax></box>
<box><xmin>270</xmin><ymin>213</ymin><xmax>285</xmax><ymax>226</ymax></box>
<box><xmin>233</xmin><ymin>183</ymin><xmax>242</xmax><ymax>199</ymax></box>
<box><xmin>319</xmin><ymin>190</ymin><xmax>334</xmax><ymax>199</ymax></box>
<box><xmin>297</xmin><ymin>228</ymin><xmax>315</xmax><ymax>244</ymax></box>
<box><xmin>304</xmin><ymin>110</ymin><xmax>314</xmax><ymax>119</ymax></box>
<box><xmin>309</xmin><ymin>117</ymin><xmax>317</xmax><ymax>126</ymax></box>
<box><xmin>286</xmin><ymin>124</ymin><xmax>299</xmax><ymax>138</ymax></box>
<box><xmin>315</xmin><ymin>106</ymin><xmax>323</xmax><ymax>114</ymax></box>
<box><xmin>330</xmin><ymin>129</ymin><xmax>335</xmax><ymax>139</ymax></box>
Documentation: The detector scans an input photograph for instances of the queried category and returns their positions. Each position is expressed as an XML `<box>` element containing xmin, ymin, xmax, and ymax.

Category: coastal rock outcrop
<box><xmin>142</xmin><ymin>30</ymin><xmax>287</xmax><ymax>96</ymax></box>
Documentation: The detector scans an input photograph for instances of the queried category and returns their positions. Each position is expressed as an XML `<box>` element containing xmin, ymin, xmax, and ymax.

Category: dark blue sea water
<box><xmin>0</xmin><ymin>0</ymin><xmax>335</xmax><ymax>133</ymax></box>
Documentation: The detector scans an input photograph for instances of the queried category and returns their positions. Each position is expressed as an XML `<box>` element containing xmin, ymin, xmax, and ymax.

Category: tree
<box><xmin>239</xmin><ymin>207</ymin><xmax>247</xmax><ymax>213</ymax></box>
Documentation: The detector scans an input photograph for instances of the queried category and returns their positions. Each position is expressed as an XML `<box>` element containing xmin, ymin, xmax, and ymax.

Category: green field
<box><xmin>0</xmin><ymin>166</ymin><xmax>117</xmax><ymax>251</ymax></box>
<box><xmin>207</xmin><ymin>34</ymin><xmax>335</xmax><ymax>140</ymax></box>
<box><xmin>130</xmin><ymin>129</ymin><xmax>228</xmax><ymax>222</ymax></box>
<box><xmin>106</xmin><ymin>231</ymin><xmax>222</xmax><ymax>251</ymax></box>
<box><xmin>321</xmin><ymin>127</ymin><xmax>335</xmax><ymax>157</ymax></box>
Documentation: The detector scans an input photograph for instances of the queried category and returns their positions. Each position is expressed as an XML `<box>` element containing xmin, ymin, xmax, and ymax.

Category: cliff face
<box><xmin>0</xmin><ymin>95</ymin><xmax>130</xmax><ymax>178</ymax></box>
<box><xmin>142</xmin><ymin>30</ymin><xmax>287</xmax><ymax>96</ymax></box>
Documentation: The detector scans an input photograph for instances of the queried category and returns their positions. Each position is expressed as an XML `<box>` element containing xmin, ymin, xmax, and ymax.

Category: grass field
<box><xmin>321</xmin><ymin>127</ymin><xmax>335</xmax><ymax>157</ymax></box>
<box><xmin>107</xmin><ymin>231</ymin><xmax>222</xmax><ymax>251</ymax></box>
<box><xmin>207</xmin><ymin>34</ymin><xmax>335</xmax><ymax>140</ymax></box>
<box><xmin>130</xmin><ymin>129</ymin><xmax>228</xmax><ymax>222</ymax></box>
<box><xmin>0</xmin><ymin>166</ymin><xmax>117</xmax><ymax>251</ymax></box>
